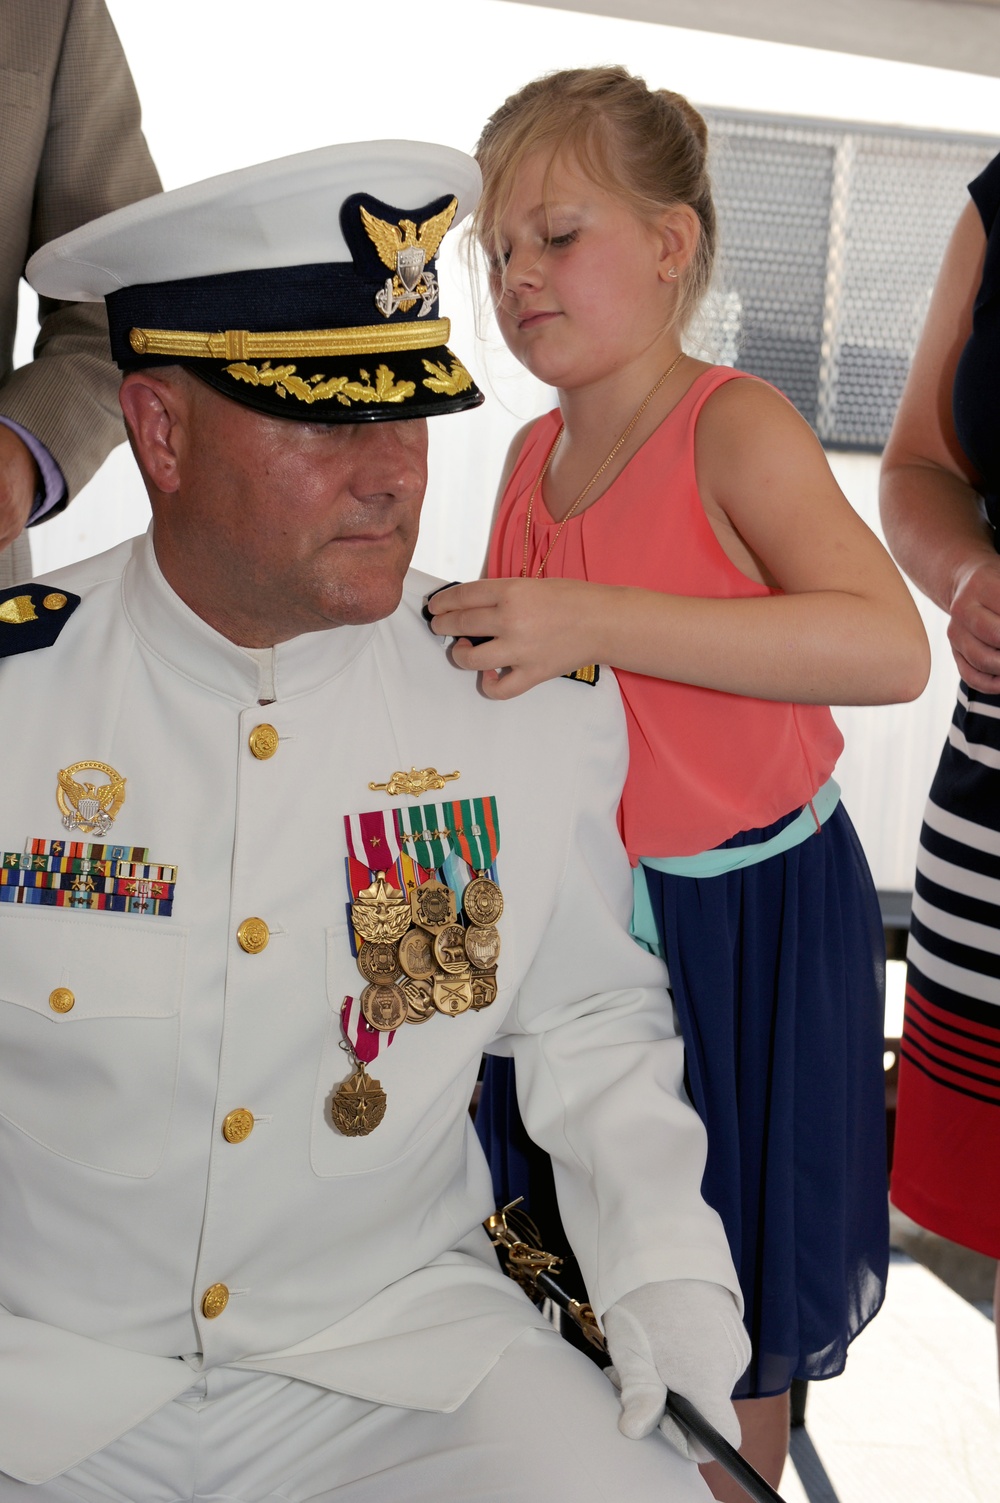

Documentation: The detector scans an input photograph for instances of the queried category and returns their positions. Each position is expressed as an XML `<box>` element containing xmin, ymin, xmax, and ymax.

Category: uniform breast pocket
<box><xmin>0</xmin><ymin>908</ymin><xmax>186</xmax><ymax>1177</ymax></box>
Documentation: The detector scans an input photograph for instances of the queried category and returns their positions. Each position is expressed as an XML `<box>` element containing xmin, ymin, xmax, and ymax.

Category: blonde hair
<box><xmin>473</xmin><ymin>66</ymin><xmax>715</xmax><ymax>332</ymax></box>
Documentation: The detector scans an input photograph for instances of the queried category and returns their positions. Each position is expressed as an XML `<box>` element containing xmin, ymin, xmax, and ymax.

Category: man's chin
<box><xmin>314</xmin><ymin>574</ymin><xmax>408</xmax><ymax>630</ymax></box>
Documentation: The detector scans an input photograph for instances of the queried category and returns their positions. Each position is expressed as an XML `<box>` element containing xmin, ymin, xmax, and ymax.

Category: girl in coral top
<box><xmin>428</xmin><ymin>66</ymin><xmax>928</xmax><ymax>1499</ymax></box>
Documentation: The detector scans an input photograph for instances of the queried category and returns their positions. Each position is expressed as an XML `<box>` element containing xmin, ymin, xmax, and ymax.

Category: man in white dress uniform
<box><xmin>0</xmin><ymin>143</ymin><xmax>749</xmax><ymax>1501</ymax></box>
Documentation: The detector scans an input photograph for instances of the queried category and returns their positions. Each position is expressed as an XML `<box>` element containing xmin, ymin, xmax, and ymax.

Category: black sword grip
<box><xmin>532</xmin><ymin>1268</ymin><xmax>788</xmax><ymax>1503</ymax></box>
<box><xmin>665</xmin><ymin>1391</ymin><xmax>788</xmax><ymax>1503</ymax></box>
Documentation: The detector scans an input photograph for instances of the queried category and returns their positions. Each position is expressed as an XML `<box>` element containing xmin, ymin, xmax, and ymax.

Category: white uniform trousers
<box><xmin>0</xmin><ymin>1330</ymin><xmax>711</xmax><ymax>1502</ymax></box>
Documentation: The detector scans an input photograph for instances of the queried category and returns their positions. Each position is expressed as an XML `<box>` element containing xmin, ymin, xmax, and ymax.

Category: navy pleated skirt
<box><xmin>477</xmin><ymin>801</ymin><xmax>889</xmax><ymax>1398</ymax></box>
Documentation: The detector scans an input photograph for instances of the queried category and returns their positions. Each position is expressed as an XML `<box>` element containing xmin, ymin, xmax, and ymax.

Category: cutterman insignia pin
<box><xmin>368</xmin><ymin>767</ymin><xmax>460</xmax><ymax>797</ymax></box>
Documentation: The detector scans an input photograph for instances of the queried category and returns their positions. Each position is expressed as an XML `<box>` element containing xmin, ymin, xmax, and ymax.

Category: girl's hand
<box><xmin>949</xmin><ymin>557</ymin><xmax>1000</xmax><ymax>692</ymax></box>
<box><xmin>426</xmin><ymin>577</ymin><xmax>602</xmax><ymax>699</ymax></box>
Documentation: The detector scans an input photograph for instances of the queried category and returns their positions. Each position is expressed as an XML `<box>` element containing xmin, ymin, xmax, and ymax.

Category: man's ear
<box><xmin>119</xmin><ymin>371</ymin><xmax>188</xmax><ymax>494</ymax></box>
<box><xmin>655</xmin><ymin>203</ymin><xmax>702</xmax><ymax>283</ymax></box>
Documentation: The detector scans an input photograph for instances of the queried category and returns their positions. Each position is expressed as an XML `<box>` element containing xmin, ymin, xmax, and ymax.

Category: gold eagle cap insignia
<box><xmin>56</xmin><ymin>760</ymin><xmax>127</xmax><ymax>836</ymax></box>
<box><xmin>360</xmin><ymin>198</ymin><xmax>458</xmax><ymax>273</ymax></box>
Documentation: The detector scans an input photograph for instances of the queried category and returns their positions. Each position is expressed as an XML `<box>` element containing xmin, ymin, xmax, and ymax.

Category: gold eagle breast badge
<box><xmin>56</xmin><ymin>761</ymin><xmax>127</xmax><ymax>836</ymax></box>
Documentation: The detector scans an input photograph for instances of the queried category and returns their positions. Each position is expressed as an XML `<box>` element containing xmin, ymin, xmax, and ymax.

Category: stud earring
<box><xmin>666</xmin><ymin>266</ymin><xmax>678</xmax><ymax>280</ymax></box>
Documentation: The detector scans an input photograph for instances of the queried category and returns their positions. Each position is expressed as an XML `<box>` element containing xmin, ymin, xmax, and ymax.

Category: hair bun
<box><xmin>657</xmin><ymin>89</ymin><xmax>708</xmax><ymax>160</ymax></box>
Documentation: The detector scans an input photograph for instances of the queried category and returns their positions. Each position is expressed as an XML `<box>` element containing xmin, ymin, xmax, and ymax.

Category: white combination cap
<box><xmin>28</xmin><ymin>139</ymin><xmax>483</xmax><ymax>424</ymax></box>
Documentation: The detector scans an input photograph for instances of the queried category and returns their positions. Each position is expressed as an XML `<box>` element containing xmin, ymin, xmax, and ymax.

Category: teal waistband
<box><xmin>630</xmin><ymin>778</ymin><xmax>841</xmax><ymax>955</ymax></box>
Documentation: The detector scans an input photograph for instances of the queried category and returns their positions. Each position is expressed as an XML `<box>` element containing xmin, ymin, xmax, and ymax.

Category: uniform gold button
<box><xmin>248</xmin><ymin>723</ymin><xmax>279</xmax><ymax>760</ymax></box>
<box><xmin>222</xmin><ymin>1108</ymin><xmax>254</xmax><ymax>1143</ymax></box>
<box><xmin>237</xmin><ymin>917</ymin><xmax>269</xmax><ymax>954</ymax></box>
<box><xmin>42</xmin><ymin>593</ymin><xmax>68</xmax><ymax>611</ymax></box>
<box><xmin>201</xmin><ymin>1283</ymin><xmax>229</xmax><ymax>1319</ymax></box>
<box><xmin>49</xmin><ymin>987</ymin><xmax>75</xmax><ymax>1013</ymax></box>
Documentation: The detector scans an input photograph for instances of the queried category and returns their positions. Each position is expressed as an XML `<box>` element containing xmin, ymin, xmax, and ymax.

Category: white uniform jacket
<box><xmin>0</xmin><ymin>533</ymin><xmax>739</xmax><ymax>1484</ymax></box>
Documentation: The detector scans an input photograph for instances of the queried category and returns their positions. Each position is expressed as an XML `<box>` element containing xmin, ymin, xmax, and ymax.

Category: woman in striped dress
<box><xmin>881</xmin><ymin>151</ymin><xmax>1000</xmax><ymax>1304</ymax></box>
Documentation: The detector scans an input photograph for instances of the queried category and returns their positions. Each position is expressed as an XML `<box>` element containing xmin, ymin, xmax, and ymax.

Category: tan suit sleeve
<box><xmin>0</xmin><ymin>0</ymin><xmax>160</xmax><ymax>506</ymax></box>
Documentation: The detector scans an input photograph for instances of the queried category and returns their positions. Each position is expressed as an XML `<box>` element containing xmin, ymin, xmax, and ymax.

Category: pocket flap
<box><xmin>0</xmin><ymin>909</ymin><xmax>183</xmax><ymax>1020</ymax></box>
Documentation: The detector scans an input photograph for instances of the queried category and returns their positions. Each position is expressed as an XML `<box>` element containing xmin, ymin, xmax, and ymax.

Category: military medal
<box><xmin>463</xmin><ymin>876</ymin><xmax>504</xmax><ymax>927</ymax></box>
<box><xmin>400</xmin><ymin>975</ymin><xmax>436</xmax><ymax>1023</ymax></box>
<box><xmin>398</xmin><ymin>926</ymin><xmax>435</xmax><ymax>980</ymax></box>
<box><xmin>409</xmin><ymin>876</ymin><xmax>455</xmax><ymax>932</ymax></box>
<box><xmin>434</xmin><ymin>923</ymin><xmax>471</xmax><ymax>974</ymax></box>
<box><xmin>331</xmin><ymin>1038</ymin><xmax>387</xmax><ymax>1137</ymax></box>
<box><xmin>470</xmin><ymin>968</ymin><xmax>498</xmax><ymax>1010</ymax></box>
<box><xmin>361</xmin><ymin>981</ymin><xmax>409</xmax><ymax>1032</ymax></box>
<box><xmin>342</xmin><ymin>795</ymin><xmax>503</xmax><ymax>1048</ymax></box>
<box><xmin>351</xmin><ymin>871</ymin><xmax>411</xmax><ymax>943</ymax></box>
<box><xmin>433</xmin><ymin>972</ymin><xmax>474</xmax><ymax>1016</ymax></box>
<box><xmin>357</xmin><ymin>940</ymin><xmax>400</xmax><ymax>983</ymax></box>
<box><xmin>465</xmin><ymin>924</ymin><xmax>501</xmax><ymax>970</ymax></box>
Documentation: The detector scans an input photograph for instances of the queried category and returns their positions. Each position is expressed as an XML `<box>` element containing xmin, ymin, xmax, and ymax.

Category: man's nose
<box><xmin>352</xmin><ymin>420</ymin><xmax>427</xmax><ymax>500</ymax></box>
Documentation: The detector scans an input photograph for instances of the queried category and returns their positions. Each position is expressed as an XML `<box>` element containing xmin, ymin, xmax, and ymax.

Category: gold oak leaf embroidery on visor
<box><xmin>224</xmin><ymin>361</ymin><xmax>416</xmax><ymax>406</ymax></box>
<box><xmin>421</xmin><ymin>358</ymin><xmax>473</xmax><ymax>396</ymax></box>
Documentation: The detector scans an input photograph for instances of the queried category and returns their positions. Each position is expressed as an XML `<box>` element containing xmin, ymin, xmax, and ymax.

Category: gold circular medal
<box><xmin>360</xmin><ymin>982</ymin><xmax>408</xmax><ymax>1032</ymax></box>
<box><xmin>465</xmin><ymin>925</ymin><xmax>501</xmax><ymax>970</ymax></box>
<box><xmin>434</xmin><ymin>923</ymin><xmax>471</xmax><ymax>974</ymax></box>
<box><xmin>470</xmin><ymin>969</ymin><xmax>498</xmax><ymax>1010</ymax></box>
<box><xmin>398</xmin><ymin>927</ymin><xmax>435</xmax><ymax>980</ymax></box>
<box><xmin>433</xmin><ymin>973</ymin><xmax>474</xmax><ymax>1016</ymax></box>
<box><xmin>330</xmin><ymin>1067</ymin><xmax>387</xmax><ymax>1136</ymax></box>
<box><xmin>400</xmin><ymin>975</ymin><xmax>436</xmax><ymax>1023</ymax></box>
<box><xmin>357</xmin><ymin>940</ymin><xmax>400</xmax><ymax>983</ymax></box>
<box><xmin>463</xmin><ymin>876</ymin><xmax>504</xmax><ymax>927</ymax></box>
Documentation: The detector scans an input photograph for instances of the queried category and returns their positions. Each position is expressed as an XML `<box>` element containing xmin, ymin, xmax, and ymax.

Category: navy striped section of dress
<box><xmin>893</xmin><ymin>684</ymin><xmax>1000</xmax><ymax>1256</ymax></box>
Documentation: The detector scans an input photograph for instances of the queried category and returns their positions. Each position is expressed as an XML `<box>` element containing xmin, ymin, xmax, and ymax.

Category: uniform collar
<box><xmin>122</xmin><ymin>530</ymin><xmax>378</xmax><ymax>704</ymax></box>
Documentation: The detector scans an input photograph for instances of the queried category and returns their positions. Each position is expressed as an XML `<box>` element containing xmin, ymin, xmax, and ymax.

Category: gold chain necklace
<box><xmin>520</xmin><ymin>351</ymin><xmax>687</xmax><ymax>580</ymax></box>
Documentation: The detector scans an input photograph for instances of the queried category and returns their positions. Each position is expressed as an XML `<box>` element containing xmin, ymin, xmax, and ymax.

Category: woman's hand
<box><xmin>948</xmin><ymin>557</ymin><xmax>1000</xmax><ymax>691</ymax></box>
<box><xmin>426</xmin><ymin>576</ymin><xmax>604</xmax><ymax>699</ymax></box>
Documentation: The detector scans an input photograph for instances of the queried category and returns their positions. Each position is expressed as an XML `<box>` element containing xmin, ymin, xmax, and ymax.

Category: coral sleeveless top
<box><xmin>487</xmin><ymin>366</ymin><xmax>844</xmax><ymax>860</ymax></box>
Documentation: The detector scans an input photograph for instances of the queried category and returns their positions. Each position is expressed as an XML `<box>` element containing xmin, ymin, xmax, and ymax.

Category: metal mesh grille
<box><xmin>699</xmin><ymin>110</ymin><xmax>999</xmax><ymax>450</ymax></box>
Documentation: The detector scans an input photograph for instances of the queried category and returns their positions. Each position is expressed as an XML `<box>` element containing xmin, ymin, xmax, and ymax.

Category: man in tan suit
<box><xmin>0</xmin><ymin>0</ymin><xmax>159</xmax><ymax>586</ymax></box>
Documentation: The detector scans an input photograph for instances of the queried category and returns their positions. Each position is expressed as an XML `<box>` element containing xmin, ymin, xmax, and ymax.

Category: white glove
<box><xmin>603</xmin><ymin>1280</ymin><xmax>751</xmax><ymax>1461</ymax></box>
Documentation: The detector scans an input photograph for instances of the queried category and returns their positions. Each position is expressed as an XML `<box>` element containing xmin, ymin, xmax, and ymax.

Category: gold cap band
<box><xmin>128</xmin><ymin>318</ymin><xmax>451</xmax><ymax>361</ymax></box>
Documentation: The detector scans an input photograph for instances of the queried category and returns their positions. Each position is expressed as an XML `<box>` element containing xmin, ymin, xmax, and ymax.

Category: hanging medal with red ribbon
<box><xmin>330</xmin><ymin>996</ymin><xmax>390</xmax><ymax>1137</ymax></box>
